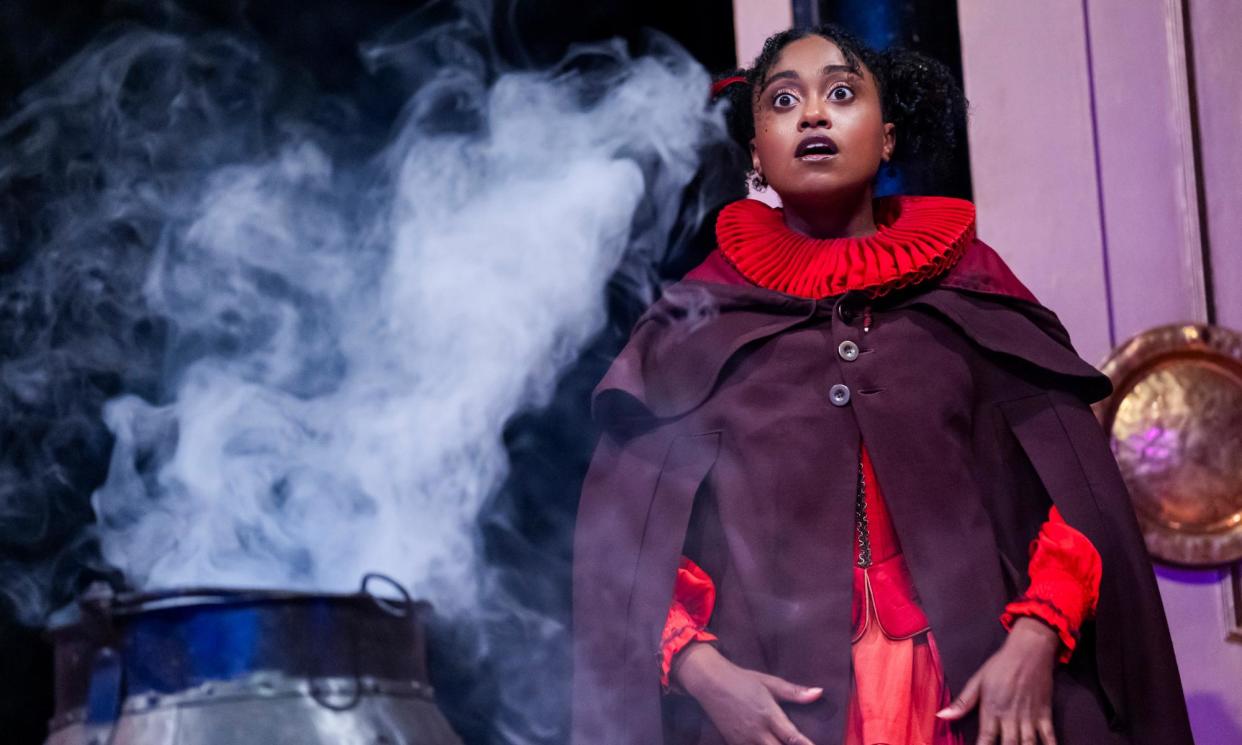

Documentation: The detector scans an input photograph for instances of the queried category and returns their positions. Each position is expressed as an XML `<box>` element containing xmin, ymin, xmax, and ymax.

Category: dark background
<box><xmin>0</xmin><ymin>2</ymin><xmax>967</xmax><ymax>742</ymax></box>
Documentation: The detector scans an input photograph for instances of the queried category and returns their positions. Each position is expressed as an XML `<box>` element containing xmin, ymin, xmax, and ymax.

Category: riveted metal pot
<box><xmin>44</xmin><ymin>575</ymin><xmax>463</xmax><ymax>745</ymax></box>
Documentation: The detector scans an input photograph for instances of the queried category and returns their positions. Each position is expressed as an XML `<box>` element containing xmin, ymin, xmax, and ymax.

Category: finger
<box><xmin>1020</xmin><ymin>719</ymin><xmax>1038</xmax><ymax>745</ymax></box>
<box><xmin>1037</xmin><ymin>716</ymin><xmax>1058</xmax><ymax>745</ymax></box>
<box><xmin>1001</xmin><ymin>717</ymin><xmax>1020</xmax><ymax>745</ymax></box>
<box><xmin>768</xmin><ymin>706</ymin><xmax>817</xmax><ymax>745</ymax></box>
<box><xmin>975</xmin><ymin>713</ymin><xmax>1000</xmax><ymax>745</ymax></box>
<box><xmin>756</xmin><ymin>673</ymin><xmax>823</xmax><ymax>704</ymax></box>
<box><xmin>939</xmin><ymin>672</ymin><xmax>983</xmax><ymax>720</ymax></box>
<box><xmin>766</xmin><ymin>734</ymin><xmax>809</xmax><ymax>745</ymax></box>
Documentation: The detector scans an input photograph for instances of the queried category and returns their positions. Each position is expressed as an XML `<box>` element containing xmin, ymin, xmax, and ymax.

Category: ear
<box><xmin>882</xmin><ymin>122</ymin><xmax>896</xmax><ymax>163</ymax></box>
<box><xmin>750</xmin><ymin>138</ymin><xmax>762</xmax><ymax>177</ymax></box>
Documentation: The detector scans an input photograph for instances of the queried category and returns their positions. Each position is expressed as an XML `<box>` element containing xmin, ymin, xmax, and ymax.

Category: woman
<box><xmin>572</xmin><ymin>25</ymin><xmax>1191</xmax><ymax>745</ymax></box>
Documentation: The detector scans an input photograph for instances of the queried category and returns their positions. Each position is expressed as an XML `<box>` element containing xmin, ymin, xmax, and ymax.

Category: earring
<box><xmin>749</xmin><ymin>171</ymin><xmax>768</xmax><ymax>191</ymax></box>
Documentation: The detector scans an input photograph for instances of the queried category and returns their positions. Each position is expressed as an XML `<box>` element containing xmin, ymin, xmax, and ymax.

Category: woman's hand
<box><xmin>673</xmin><ymin>642</ymin><xmax>822</xmax><ymax>745</ymax></box>
<box><xmin>936</xmin><ymin>617</ymin><xmax>1061</xmax><ymax>744</ymax></box>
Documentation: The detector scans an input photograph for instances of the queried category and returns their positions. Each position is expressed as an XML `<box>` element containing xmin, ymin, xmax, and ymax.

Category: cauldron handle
<box><xmin>360</xmin><ymin>572</ymin><xmax>413</xmax><ymax>617</ymax></box>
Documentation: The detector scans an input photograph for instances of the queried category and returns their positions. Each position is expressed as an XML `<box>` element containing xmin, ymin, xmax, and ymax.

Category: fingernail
<box><xmin>935</xmin><ymin>708</ymin><xmax>953</xmax><ymax>718</ymax></box>
<box><xmin>807</xmin><ymin>687</ymin><xmax>823</xmax><ymax>695</ymax></box>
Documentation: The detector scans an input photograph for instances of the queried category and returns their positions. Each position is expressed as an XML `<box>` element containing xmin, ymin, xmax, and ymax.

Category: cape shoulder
<box><xmin>593</xmin><ymin>239</ymin><xmax>1110</xmax><ymax>429</ymax></box>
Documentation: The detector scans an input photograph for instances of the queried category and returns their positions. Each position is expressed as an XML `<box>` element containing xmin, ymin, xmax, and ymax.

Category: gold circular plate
<box><xmin>1095</xmin><ymin>324</ymin><xmax>1242</xmax><ymax>566</ymax></box>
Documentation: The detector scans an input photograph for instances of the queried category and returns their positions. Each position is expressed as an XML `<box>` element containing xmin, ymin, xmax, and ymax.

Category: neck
<box><xmin>780</xmin><ymin>186</ymin><xmax>876</xmax><ymax>239</ymax></box>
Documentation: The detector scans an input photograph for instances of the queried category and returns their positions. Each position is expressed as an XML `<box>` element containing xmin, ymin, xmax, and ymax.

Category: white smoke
<box><xmin>0</xmin><ymin>5</ymin><xmax>731</xmax><ymax>741</ymax></box>
<box><xmin>75</xmin><ymin>25</ymin><xmax>719</xmax><ymax>615</ymax></box>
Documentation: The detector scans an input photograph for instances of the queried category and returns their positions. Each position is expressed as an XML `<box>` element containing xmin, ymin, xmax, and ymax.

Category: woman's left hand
<box><xmin>935</xmin><ymin>617</ymin><xmax>1061</xmax><ymax>745</ymax></box>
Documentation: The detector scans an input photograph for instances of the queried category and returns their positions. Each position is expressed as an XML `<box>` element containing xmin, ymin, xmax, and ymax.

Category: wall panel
<box><xmin>957</xmin><ymin>1</ymin><xmax>1113</xmax><ymax>364</ymax></box>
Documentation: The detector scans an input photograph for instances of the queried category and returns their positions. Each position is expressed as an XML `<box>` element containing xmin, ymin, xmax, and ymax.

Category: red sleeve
<box><xmin>1000</xmin><ymin>506</ymin><xmax>1103</xmax><ymax>663</ymax></box>
<box><xmin>660</xmin><ymin>556</ymin><xmax>719</xmax><ymax>690</ymax></box>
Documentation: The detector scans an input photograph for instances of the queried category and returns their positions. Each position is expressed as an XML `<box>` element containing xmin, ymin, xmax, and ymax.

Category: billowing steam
<box><xmin>0</xmin><ymin>4</ymin><xmax>722</xmax><ymax>627</ymax></box>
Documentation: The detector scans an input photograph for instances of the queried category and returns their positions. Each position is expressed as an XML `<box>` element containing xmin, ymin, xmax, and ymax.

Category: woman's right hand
<box><xmin>672</xmin><ymin>642</ymin><xmax>822</xmax><ymax>745</ymax></box>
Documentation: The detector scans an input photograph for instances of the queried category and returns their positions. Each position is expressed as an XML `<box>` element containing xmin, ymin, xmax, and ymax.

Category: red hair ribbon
<box><xmin>711</xmin><ymin>75</ymin><xmax>747</xmax><ymax>98</ymax></box>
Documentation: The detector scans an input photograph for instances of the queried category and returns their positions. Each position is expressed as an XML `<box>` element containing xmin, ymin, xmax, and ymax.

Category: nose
<box><xmin>799</xmin><ymin>97</ymin><xmax>829</xmax><ymax>130</ymax></box>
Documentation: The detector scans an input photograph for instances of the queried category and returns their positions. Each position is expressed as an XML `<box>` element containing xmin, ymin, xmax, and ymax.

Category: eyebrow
<box><xmin>760</xmin><ymin>64</ymin><xmax>861</xmax><ymax>93</ymax></box>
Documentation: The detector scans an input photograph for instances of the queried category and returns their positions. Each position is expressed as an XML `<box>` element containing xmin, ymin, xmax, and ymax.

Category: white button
<box><xmin>838</xmin><ymin>340</ymin><xmax>860</xmax><ymax>362</ymax></box>
<box><xmin>829</xmin><ymin>383</ymin><xmax>851</xmax><ymax>407</ymax></box>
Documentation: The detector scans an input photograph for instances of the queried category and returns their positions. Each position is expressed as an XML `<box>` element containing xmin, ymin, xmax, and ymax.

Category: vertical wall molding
<box><xmin>1079</xmin><ymin>0</ymin><xmax>1117</xmax><ymax>349</ymax></box>
<box><xmin>1188</xmin><ymin>0</ymin><xmax>1242</xmax><ymax>330</ymax></box>
<box><xmin>1160</xmin><ymin>0</ymin><xmax>1210</xmax><ymax>323</ymax></box>
<box><xmin>1174</xmin><ymin>0</ymin><xmax>1217</xmax><ymax>325</ymax></box>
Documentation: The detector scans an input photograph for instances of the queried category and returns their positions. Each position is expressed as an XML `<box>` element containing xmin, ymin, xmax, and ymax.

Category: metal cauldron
<box><xmin>44</xmin><ymin>575</ymin><xmax>463</xmax><ymax>745</ymax></box>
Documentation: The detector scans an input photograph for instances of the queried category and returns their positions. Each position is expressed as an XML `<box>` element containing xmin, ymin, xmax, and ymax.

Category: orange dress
<box><xmin>842</xmin><ymin>445</ymin><xmax>958</xmax><ymax>745</ymax></box>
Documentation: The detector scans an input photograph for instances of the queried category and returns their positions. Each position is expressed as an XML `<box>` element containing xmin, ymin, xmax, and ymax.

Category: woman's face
<box><xmin>750</xmin><ymin>35</ymin><xmax>894</xmax><ymax>205</ymax></box>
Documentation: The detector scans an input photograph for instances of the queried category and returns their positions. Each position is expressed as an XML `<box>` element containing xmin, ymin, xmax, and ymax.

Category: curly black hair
<box><xmin>712</xmin><ymin>24</ymin><xmax>968</xmax><ymax>191</ymax></box>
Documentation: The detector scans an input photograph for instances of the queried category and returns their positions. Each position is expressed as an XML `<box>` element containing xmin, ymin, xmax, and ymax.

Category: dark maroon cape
<box><xmin>572</xmin><ymin>239</ymin><xmax>1192</xmax><ymax>745</ymax></box>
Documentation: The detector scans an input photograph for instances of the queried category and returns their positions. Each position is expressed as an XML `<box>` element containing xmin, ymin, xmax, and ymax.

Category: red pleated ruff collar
<box><xmin>714</xmin><ymin>195</ymin><xmax>977</xmax><ymax>299</ymax></box>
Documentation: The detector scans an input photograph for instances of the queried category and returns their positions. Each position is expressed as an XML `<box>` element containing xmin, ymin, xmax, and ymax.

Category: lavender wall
<box><xmin>733</xmin><ymin>0</ymin><xmax>792</xmax><ymax>65</ymax></box>
<box><xmin>960</xmin><ymin>1</ymin><xmax>1242</xmax><ymax>742</ymax></box>
<box><xmin>957</xmin><ymin>0</ymin><xmax>1113</xmax><ymax>363</ymax></box>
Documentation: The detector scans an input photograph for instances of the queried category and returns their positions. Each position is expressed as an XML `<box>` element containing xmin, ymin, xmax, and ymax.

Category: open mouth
<box><xmin>795</xmin><ymin>135</ymin><xmax>839</xmax><ymax>160</ymax></box>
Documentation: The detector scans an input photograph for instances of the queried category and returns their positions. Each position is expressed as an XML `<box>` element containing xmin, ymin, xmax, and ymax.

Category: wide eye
<box><xmin>829</xmin><ymin>85</ymin><xmax>855</xmax><ymax>102</ymax></box>
<box><xmin>773</xmin><ymin>91</ymin><xmax>798</xmax><ymax>108</ymax></box>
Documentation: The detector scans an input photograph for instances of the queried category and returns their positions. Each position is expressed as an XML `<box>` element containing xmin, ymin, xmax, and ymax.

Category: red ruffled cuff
<box><xmin>1000</xmin><ymin>507</ymin><xmax>1102</xmax><ymax>663</ymax></box>
<box><xmin>660</xmin><ymin>557</ymin><xmax>718</xmax><ymax>690</ymax></box>
<box><xmin>1001</xmin><ymin>598</ymin><xmax>1077</xmax><ymax>663</ymax></box>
